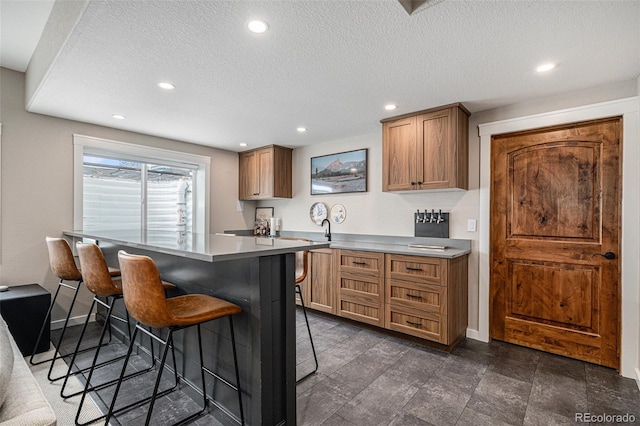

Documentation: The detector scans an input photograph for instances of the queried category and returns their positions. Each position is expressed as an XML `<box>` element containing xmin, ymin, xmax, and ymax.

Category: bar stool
<box><xmin>280</xmin><ymin>238</ymin><xmax>319</xmax><ymax>383</ymax></box>
<box><xmin>106</xmin><ymin>250</ymin><xmax>244</xmax><ymax>426</ymax></box>
<box><xmin>66</xmin><ymin>243</ymin><xmax>175</xmax><ymax>425</ymax></box>
<box><xmin>30</xmin><ymin>237</ymin><xmax>120</xmax><ymax>383</ymax></box>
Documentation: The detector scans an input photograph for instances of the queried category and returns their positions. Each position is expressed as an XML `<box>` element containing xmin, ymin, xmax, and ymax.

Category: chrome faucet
<box><xmin>321</xmin><ymin>218</ymin><xmax>332</xmax><ymax>241</ymax></box>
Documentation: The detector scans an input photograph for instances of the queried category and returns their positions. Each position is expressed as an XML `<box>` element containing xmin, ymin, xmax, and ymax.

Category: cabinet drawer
<box><xmin>338</xmin><ymin>250</ymin><xmax>384</xmax><ymax>278</ymax></box>
<box><xmin>386</xmin><ymin>304</ymin><xmax>446</xmax><ymax>343</ymax></box>
<box><xmin>386</xmin><ymin>254</ymin><xmax>447</xmax><ymax>285</ymax></box>
<box><xmin>387</xmin><ymin>280</ymin><xmax>447</xmax><ymax>315</ymax></box>
<box><xmin>340</xmin><ymin>274</ymin><xmax>383</xmax><ymax>299</ymax></box>
<box><xmin>339</xmin><ymin>294</ymin><xmax>384</xmax><ymax>327</ymax></box>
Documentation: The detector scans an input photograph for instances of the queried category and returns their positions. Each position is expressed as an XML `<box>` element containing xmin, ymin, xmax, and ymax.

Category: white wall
<box><xmin>0</xmin><ymin>67</ymin><xmax>248</xmax><ymax>322</ymax></box>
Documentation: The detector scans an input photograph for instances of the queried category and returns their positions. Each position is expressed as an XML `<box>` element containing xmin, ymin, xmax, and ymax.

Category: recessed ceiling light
<box><xmin>157</xmin><ymin>82</ymin><xmax>175</xmax><ymax>90</ymax></box>
<box><xmin>385</xmin><ymin>104</ymin><xmax>397</xmax><ymax>110</ymax></box>
<box><xmin>248</xmin><ymin>20</ymin><xmax>268</xmax><ymax>34</ymax></box>
<box><xmin>297</xmin><ymin>127</ymin><xmax>307</xmax><ymax>133</ymax></box>
<box><xmin>239</xmin><ymin>143</ymin><xmax>248</xmax><ymax>147</ymax></box>
<box><xmin>112</xmin><ymin>114</ymin><xmax>126</xmax><ymax>120</ymax></box>
<box><xmin>536</xmin><ymin>63</ymin><xmax>556</xmax><ymax>73</ymax></box>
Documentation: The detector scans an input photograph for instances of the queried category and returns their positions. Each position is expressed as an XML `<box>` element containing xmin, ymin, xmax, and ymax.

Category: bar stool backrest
<box><xmin>46</xmin><ymin>237</ymin><xmax>82</xmax><ymax>281</ymax></box>
<box><xmin>76</xmin><ymin>243</ymin><xmax>121</xmax><ymax>298</ymax></box>
<box><xmin>117</xmin><ymin>251</ymin><xmax>172</xmax><ymax>328</ymax></box>
<box><xmin>278</xmin><ymin>237</ymin><xmax>310</xmax><ymax>284</ymax></box>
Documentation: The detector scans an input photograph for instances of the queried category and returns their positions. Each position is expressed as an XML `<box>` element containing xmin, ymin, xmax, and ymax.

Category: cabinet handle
<box><xmin>410</xmin><ymin>182</ymin><xmax>416</xmax><ymax>186</ymax></box>
<box><xmin>352</xmin><ymin>261</ymin><xmax>367</xmax><ymax>265</ymax></box>
<box><xmin>406</xmin><ymin>267</ymin><xmax>423</xmax><ymax>272</ymax></box>
<box><xmin>406</xmin><ymin>294</ymin><xmax>423</xmax><ymax>300</ymax></box>
<box><xmin>253</xmin><ymin>192</ymin><xmax>260</xmax><ymax>196</ymax></box>
<box><xmin>406</xmin><ymin>320</ymin><xmax>422</xmax><ymax>327</ymax></box>
<box><xmin>417</xmin><ymin>182</ymin><xmax>422</xmax><ymax>185</ymax></box>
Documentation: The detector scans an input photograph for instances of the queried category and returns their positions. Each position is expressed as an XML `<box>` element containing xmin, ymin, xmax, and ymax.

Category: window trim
<box><xmin>73</xmin><ymin>134</ymin><xmax>210</xmax><ymax>234</ymax></box>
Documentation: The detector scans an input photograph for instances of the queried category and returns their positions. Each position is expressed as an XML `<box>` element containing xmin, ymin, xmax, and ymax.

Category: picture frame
<box><xmin>255</xmin><ymin>207</ymin><xmax>274</xmax><ymax>223</ymax></box>
<box><xmin>254</xmin><ymin>207</ymin><xmax>274</xmax><ymax>236</ymax></box>
<box><xmin>310</xmin><ymin>149</ymin><xmax>367</xmax><ymax>195</ymax></box>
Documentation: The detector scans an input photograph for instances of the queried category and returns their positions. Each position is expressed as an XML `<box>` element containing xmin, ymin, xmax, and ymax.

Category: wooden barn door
<box><xmin>490</xmin><ymin>117</ymin><xmax>621</xmax><ymax>369</ymax></box>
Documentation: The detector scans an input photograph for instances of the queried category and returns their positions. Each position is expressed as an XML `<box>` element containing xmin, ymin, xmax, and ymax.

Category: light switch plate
<box><xmin>467</xmin><ymin>219</ymin><xmax>477</xmax><ymax>232</ymax></box>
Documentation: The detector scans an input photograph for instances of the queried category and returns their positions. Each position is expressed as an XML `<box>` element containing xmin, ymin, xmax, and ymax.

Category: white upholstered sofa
<box><xmin>0</xmin><ymin>316</ymin><xmax>56</xmax><ymax>425</ymax></box>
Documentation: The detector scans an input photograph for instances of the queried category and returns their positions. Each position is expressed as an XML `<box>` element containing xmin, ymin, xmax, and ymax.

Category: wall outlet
<box><xmin>467</xmin><ymin>219</ymin><xmax>477</xmax><ymax>232</ymax></box>
<box><xmin>237</xmin><ymin>200</ymin><xmax>244</xmax><ymax>212</ymax></box>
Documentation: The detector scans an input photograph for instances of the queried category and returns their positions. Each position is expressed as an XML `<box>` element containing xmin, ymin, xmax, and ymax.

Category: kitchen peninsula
<box><xmin>63</xmin><ymin>229</ymin><xmax>330</xmax><ymax>426</ymax></box>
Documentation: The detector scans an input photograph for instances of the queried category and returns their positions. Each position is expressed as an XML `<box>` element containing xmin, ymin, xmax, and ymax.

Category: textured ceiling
<box><xmin>0</xmin><ymin>0</ymin><xmax>54</xmax><ymax>72</ymax></box>
<box><xmin>6</xmin><ymin>0</ymin><xmax>640</xmax><ymax>151</ymax></box>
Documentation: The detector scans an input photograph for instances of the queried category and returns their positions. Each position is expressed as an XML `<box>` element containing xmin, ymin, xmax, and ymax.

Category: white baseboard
<box><xmin>466</xmin><ymin>328</ymin><xmax>483</xmax><ymax>341</ymax></box>
<box><xmin>50</xmin><ymin>313</ymin><xmax>95</xmax><ymax>330</ymax></box>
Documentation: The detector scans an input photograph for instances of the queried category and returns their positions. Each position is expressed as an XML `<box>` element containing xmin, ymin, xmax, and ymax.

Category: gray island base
<box><xmin>63</xmin><ymin>229</ymin><xmax>330</xmax><ymax>425</ymax></box>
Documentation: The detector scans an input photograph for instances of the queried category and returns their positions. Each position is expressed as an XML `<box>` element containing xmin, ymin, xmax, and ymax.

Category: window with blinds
<box><xmin>74</xmin><ymin>135</ymin><xmax>210</xmax><ymax>234</ymax></box>
<box><xmin>82</xmin><ymin>155</ymin><xmax>194</xmax><ymax>232</ymax></box>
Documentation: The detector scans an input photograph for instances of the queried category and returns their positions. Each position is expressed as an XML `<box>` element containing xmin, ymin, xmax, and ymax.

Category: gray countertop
<box><xmin>63</xmin><ymin>229</ymin><xmax>330</xmax><ymax>262</ymax></box>
<box><xmin>328</xmin><ymin>240</ymin><xmax>470</xmax><ymax>259</ymax></box>
<box><xmin>226</xmin><ymin>230</ymin><xmax>471</xmax><ymax>259</ymax></box>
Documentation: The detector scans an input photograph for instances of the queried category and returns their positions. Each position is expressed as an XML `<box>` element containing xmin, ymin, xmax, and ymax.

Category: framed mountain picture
<box><xmin>310</xmin><ymin>149</ymin><xmax>367</xmax><ymax>195</ymax></box>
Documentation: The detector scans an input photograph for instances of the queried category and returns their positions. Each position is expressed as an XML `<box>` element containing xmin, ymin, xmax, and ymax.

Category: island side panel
<box><xmin>99</xmin><ymin>242</ymin><xmax>296</xmax><ymax>425</ymax></box>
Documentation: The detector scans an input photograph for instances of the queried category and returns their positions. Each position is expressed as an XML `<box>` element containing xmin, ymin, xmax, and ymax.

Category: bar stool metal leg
<box><xmin>60</xmin><ymin>294</ymin><xmax>140</xmax><ymax>399</ymax></box>
<box><xmin>228</xmin><ymin>316</ymin><xmax>245</xmax><ymax>424</ymax></box>
<box><xmin>29</xmin><ymin>278</ymin><xmax>81</xmax><ymax>367</ymax></box>
<box><xmin>200</xmin><ymin>318</ymin><xmax>245</xmax><ymax>425</ymax></box>
<box><xmin>296</xmin><ymin>283</ymin><xmax>318</xmax><ymax>383</ymax></box>
<box><xmin>104</xmin><ymin>325</ymin><xmax>183</xmax><ymax>426</ymax></box>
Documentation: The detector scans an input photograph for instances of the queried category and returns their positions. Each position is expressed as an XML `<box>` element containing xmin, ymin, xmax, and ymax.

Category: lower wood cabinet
<box><xmin>303</xmin><ymin>248</ymin><xmax>336</xmax><ymax>314</ymax></box>
<box><xmin>386</xmin><ymin>254</ymin><xmax>468</xmax><ymax>346</ymax></box>
<box><xmin>301</xmin><ymin>247</ymin><xmax>468</xmax><ymax>349</ymax></box>
<box><xmin>336</xmin><ymin>250</ymin><xmax>385</xmax><ymax>327</ymax></box>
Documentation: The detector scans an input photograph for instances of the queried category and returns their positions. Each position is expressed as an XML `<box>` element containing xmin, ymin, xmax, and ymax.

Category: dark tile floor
<box><xmin>54</xmin><ymin>309</ymin><xmax>640</xmax><ymax>425</ymax></box>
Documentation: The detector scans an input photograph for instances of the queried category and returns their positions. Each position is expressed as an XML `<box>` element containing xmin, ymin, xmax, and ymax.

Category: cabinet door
<box><xmin>238</xmin><ymin>150</ymin><xmax>258</xmax><ymax>200</ymax></box>
<box><xmin>308</xmin><ymin>249</ymin><xmax>335</xmax><ymax>314</ymax></box>
<box><xmin>256</xmin><ymin>148</ymin><xmax>273</xmax><ymax>199</ymax></box>
<box><xmin>416</xmin><ymin>108</ymin><xmax>452</xmax><ymax>189</ymax></box>
<box><xmin>382</xmin><ymin>116</ymin><xmax>418</xmax><ymax>191</ymax></box>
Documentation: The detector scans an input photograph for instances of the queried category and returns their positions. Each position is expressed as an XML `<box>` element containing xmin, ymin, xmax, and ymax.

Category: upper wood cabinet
<box><xmin>381</xmin><ymin>103</ymin><xmax>470</xmax><ymax>192</ymax></box>
<box><xmin>238</xmin><ymin>145</ymin><xmax>292</xmax><ymax>200</ymax></box>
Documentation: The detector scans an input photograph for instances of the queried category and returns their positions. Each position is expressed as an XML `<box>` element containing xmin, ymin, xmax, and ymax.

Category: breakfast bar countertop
<box><xmin>63</xmin><ymin>229</ymin><xmax>330</xmax><ymax>262</ymax></box>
